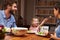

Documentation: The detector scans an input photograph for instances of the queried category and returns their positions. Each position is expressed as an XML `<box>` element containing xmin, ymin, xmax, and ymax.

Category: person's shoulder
<box><xmin>11</xmin><ymin>14</ymin><xmax>15</xmax><ymax>19</ymax></box>
<box><xmin>0</xmin><ymin>10</ymin><xmax>4</xmax><ymax>16</ymax></box>
<box><xmin>11</xmin><ymin>14</ymin><xmax>14</xmax><ymax>17</ymax></box>
<box><xmin>11</xmin><ymin>14</ymin><xmax>15</xmax><ymax>21</ymax></box>
<box><xmin>0</xmin><ymin>10</ymin><xmax>4</xmax><ymax>12</ymax></box>
<box><xmin>0</xmin><ymin>10</ymin><xmax>3</xmax><ymax>13</ymax></box>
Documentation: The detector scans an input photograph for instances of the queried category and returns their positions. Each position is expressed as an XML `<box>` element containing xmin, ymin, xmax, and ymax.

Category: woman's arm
<box><xmin>51</xmin><ymin>33</ymin><xmax>60</xmax><ymax>40</ymax></box>
<box><xmin>38</xmin><ymin>18</ymin><xmax>48</xmax><ymax>27</ymax></box>
<box><xmin>39</xmin><ymin>16</ymin><xmax>52</xmax><ymax>27</ymax></box>
<box><xmin>40</xmin><ymin>18</ymin><xmax>48</xmax><ymax>26</ymax></box>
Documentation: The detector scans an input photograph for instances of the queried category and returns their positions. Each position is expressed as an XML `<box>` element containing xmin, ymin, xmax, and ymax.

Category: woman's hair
<box><xmin>54</xmin><ymin>2</ymin><xmax>60</xmax><ymax>13</ymax></box>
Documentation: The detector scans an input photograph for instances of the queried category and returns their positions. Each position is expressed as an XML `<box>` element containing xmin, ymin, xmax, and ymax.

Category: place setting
<box><xmin>0</xmin><ymin>27</ymin><xmax>28</xmax><ymax>37</ymax></box>
<box><xmin>35</xmin><ymin>26</ymin><xmax>50</xmax><ymax>37</ymax></box>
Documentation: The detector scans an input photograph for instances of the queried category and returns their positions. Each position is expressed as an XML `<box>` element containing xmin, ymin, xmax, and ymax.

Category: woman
<box><xmin>51</xmin><ymin>2</ymin><xmax>60</xmax><ymax>40</ymax></box>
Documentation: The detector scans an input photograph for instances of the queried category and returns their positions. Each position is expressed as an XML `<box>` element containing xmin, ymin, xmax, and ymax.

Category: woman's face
<box><xmin>54</xmin><ymin>8</ymin><xmax>59</xmax><ymax>17</ymax></box>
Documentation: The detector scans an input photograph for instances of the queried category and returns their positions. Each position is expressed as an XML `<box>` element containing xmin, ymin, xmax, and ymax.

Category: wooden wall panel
<box><xmin>35</xmin><ymin>0</ymin><xmax>60</xmax><ymax>25</ymax></box>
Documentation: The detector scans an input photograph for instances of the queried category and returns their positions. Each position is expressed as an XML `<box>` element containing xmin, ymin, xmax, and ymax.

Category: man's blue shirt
<box><xmin>0</xmin><ymin>10</ymin><xmax>17</xmax><ymax>27</ymax></box>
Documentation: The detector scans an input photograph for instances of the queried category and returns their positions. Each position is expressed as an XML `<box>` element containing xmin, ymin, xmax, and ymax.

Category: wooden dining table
<box><xmin>4</xmin><ymin>33</ymin><xmax>50</xmax><ymax>40</ymax></box>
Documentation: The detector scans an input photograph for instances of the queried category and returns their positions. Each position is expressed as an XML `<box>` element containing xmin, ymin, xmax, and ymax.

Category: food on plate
<box><xmin>38</xmin><ymin>32</ymin><xmax>44</xmax><ymax>35</ymax></box>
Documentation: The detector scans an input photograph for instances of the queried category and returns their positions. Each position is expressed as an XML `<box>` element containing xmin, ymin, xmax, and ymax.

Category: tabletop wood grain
<box><xmin>4</xmin><ymin>34</ymin><xmax>50</xmax><ymax>40</ymax></box>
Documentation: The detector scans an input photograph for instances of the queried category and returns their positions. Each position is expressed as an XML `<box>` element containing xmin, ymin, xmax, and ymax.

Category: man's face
<box><xmin>54</xmin><ymin>8</ymin><xmax>59</xmax><ymax>17</ymax></box>
<box><xmin>7</xmin><ymin>5</ymin><xmax>12</xmax><ymax>11</ymax></box>
<box><xmin>12</xmin><ymin>3</ymin><xmax>17</xmax><ymax>11</ymax></box>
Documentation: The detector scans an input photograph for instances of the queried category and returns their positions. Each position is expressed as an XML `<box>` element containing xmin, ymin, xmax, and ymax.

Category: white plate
<box><xmin>35</xmin><ymin>32</ymin><xmax>46</xmax><ymax>36</ymax></box>
<box><xmin>27</xmin><ymin>31</ymin><xmax>35</xmax><ymax>33</ymax></box>
<box><xmin>12</xmin><ymin>27</ymin><xmax>28</xmax><ymax>30</ymax></box>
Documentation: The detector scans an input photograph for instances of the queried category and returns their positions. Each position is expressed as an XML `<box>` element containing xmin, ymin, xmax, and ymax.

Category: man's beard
<box><xmin>9</xmin><ymin>10</ymin><xmax>13</xmax><ymax>14</ymax></box>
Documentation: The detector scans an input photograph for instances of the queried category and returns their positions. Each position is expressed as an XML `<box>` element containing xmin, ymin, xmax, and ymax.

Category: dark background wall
<box><xmin>24</xmin><ymin>0</ymin><xmax>35</xmax><ymax>25</ymax></box>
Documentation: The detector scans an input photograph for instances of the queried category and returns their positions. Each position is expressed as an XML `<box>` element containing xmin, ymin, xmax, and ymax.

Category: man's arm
<box><xmin>13</xmin><ymin>22</ymin><xmax>17</xmax><ymax>27</ymax></box>
<box><xmin>12</xmin><ymin>15</ymin><xmax>17</xmax><ymax>27</ymax></box>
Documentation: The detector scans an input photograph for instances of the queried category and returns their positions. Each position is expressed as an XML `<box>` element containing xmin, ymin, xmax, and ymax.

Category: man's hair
<box><xmin>12</xmin><ymin>1</ymin><xmax>17</xmax><ymax>4</ymax></box>
<box><xmin>3</xmin><ymin>1</ymin><xmax>12</xmax><ymax>10</ymax></box>
<box><xmin>54</xmin><ymin>2</ymin><xmax>60</xmax><ymax>13</ymax></box>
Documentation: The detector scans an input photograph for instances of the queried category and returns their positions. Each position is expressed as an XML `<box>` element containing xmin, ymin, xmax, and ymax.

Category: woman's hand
<box><xmin>51</xmin><ymin>34</ymin><xmax>55</xmax><ymax>38</ymax></box>
<box><xmin>50</xmin><ymin>33</ymin><xmax>60</xmax><ymax>40</ymax></box>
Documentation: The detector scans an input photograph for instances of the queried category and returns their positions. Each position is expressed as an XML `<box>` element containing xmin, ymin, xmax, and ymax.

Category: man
<box><xmin>0</xmin><ymin>1</ymin><xmax>17</xmax><ymax>27</ymax></box>
<box><xmin>3</xmin><ymin>1</ymin><xmax>17</xmax><ymax>40</ymax></box>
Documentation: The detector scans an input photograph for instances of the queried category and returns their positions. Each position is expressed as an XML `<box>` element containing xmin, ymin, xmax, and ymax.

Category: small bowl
<box><xmin>12</xmin><ymin>27</ymin><xmax>28</xmax><ymax>36</ymax></box>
